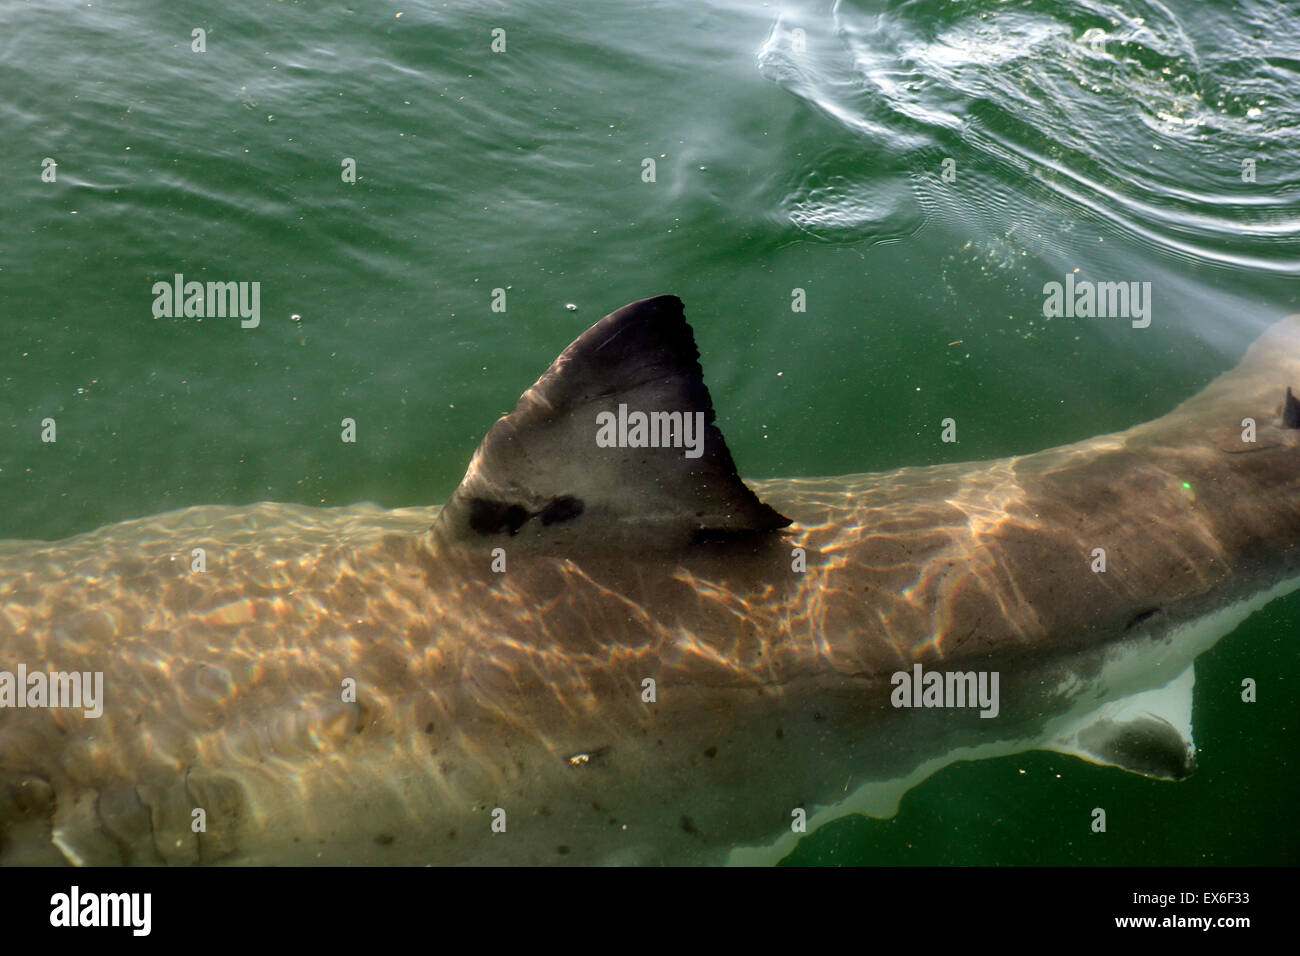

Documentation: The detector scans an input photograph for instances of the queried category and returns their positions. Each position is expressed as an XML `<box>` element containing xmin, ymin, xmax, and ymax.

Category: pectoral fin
<box><xmin>1046</xmin><ymin>664</ymin><xmax>1197</xmax><ymax>780</ymax></box>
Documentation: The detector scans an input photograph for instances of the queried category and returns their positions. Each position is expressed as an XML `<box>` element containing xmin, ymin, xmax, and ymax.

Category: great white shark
<box><xmin>1</xmin><ymin>295</ymin><xmax>1297</xmax><ymax>866</ymax></box>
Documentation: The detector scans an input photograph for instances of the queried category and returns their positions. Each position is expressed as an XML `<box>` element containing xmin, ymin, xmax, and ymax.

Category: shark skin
<box><xmin>0</xmin><ymin>295</ymin><xmax>1297</xmax><ymax>866</ymax></box>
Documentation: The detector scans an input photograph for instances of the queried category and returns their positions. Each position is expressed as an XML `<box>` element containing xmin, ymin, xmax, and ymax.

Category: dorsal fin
<box><xmin>432</xmin><ymin>295</ymin><xmax>791</xmax><ymax>551</ymax></box>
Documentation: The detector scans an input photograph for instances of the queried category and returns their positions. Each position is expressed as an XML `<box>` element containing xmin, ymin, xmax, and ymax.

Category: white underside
<box><xmin>727</xmin><ymin>574</ymin><xmax>1300</xmax><ymax>865</ymax></box>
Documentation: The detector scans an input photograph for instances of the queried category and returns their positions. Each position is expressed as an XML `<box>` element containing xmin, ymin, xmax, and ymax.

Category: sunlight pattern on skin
<box><xmin>1</xmin><ymin>316</ymin><xmax>1297</xmax><ymax>865</ymax></box>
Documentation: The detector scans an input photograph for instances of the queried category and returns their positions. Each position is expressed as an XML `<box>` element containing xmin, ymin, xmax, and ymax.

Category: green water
<box><xmin>1</xmin><ymin>0</ymin><xmax>1296</xmax><ymax>864</ymax></box>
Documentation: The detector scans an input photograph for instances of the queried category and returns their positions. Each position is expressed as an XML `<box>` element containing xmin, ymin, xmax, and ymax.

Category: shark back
<box><xmin>1</xmin><ymin>299</ymin><xmax>1297</xmax><ymax>866</ymax></box>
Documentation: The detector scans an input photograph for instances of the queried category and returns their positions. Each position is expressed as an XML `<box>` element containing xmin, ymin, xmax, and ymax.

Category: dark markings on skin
<box><xmin>467</xmin><ymin>495</ymin><xmax>585</xmax><ymax>535</ymax></box>
<box><xmin>1284</xmin><ymin>386</ymin><xmax>1300</xmax><ymax>428</ymax></box>
<box><xmin>468</xmin><ymin>498</ymin><xmax>531</xmax><ymax>535</ymax></box>
<box><xmin>136</xmin><ymin>784</ymin><xmax>166</xmax><ymax>864</ymax></box>
<box><xmin>539</xmin><ymin>495</ymin><xmax>584</xmax><ymax>526</ymax></box>
<box><xmin>92</xmin><ymin>787</ymin><xmax>131</xmax><ymax>865</ymax></box>
<box><xmin>0</xmin><ymin>774</ymin><xmax>57</xmax><ymax>863</ymax></box>
<box><xmin>1125</xmin><ymin>607</ymin><xmax>1160</xmax><ymax>631</ymax></box>
<box><xmin>680</xmin><ymin>815</ymin><xmax>699</xmax><ymax>836</ymax></box>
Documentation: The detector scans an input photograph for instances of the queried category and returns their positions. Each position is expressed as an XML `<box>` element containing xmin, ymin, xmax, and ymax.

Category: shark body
<box><xmin>1</xmin><ymin>295</ymin><xmax>1297</xmax><ymax>865</ymax></box>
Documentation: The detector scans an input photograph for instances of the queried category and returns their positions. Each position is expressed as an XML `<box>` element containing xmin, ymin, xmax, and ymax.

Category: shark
<box><xmin>1</xmin><ymin>294</ymin><xmax>1297</xmax><ymax>866</ymax></box>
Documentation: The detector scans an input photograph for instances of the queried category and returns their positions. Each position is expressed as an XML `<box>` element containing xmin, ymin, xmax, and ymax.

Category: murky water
<box><xmin>0</xmin><ymin>0</ymin><xmax>1296</xmax><ymax>864</ymax></box>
